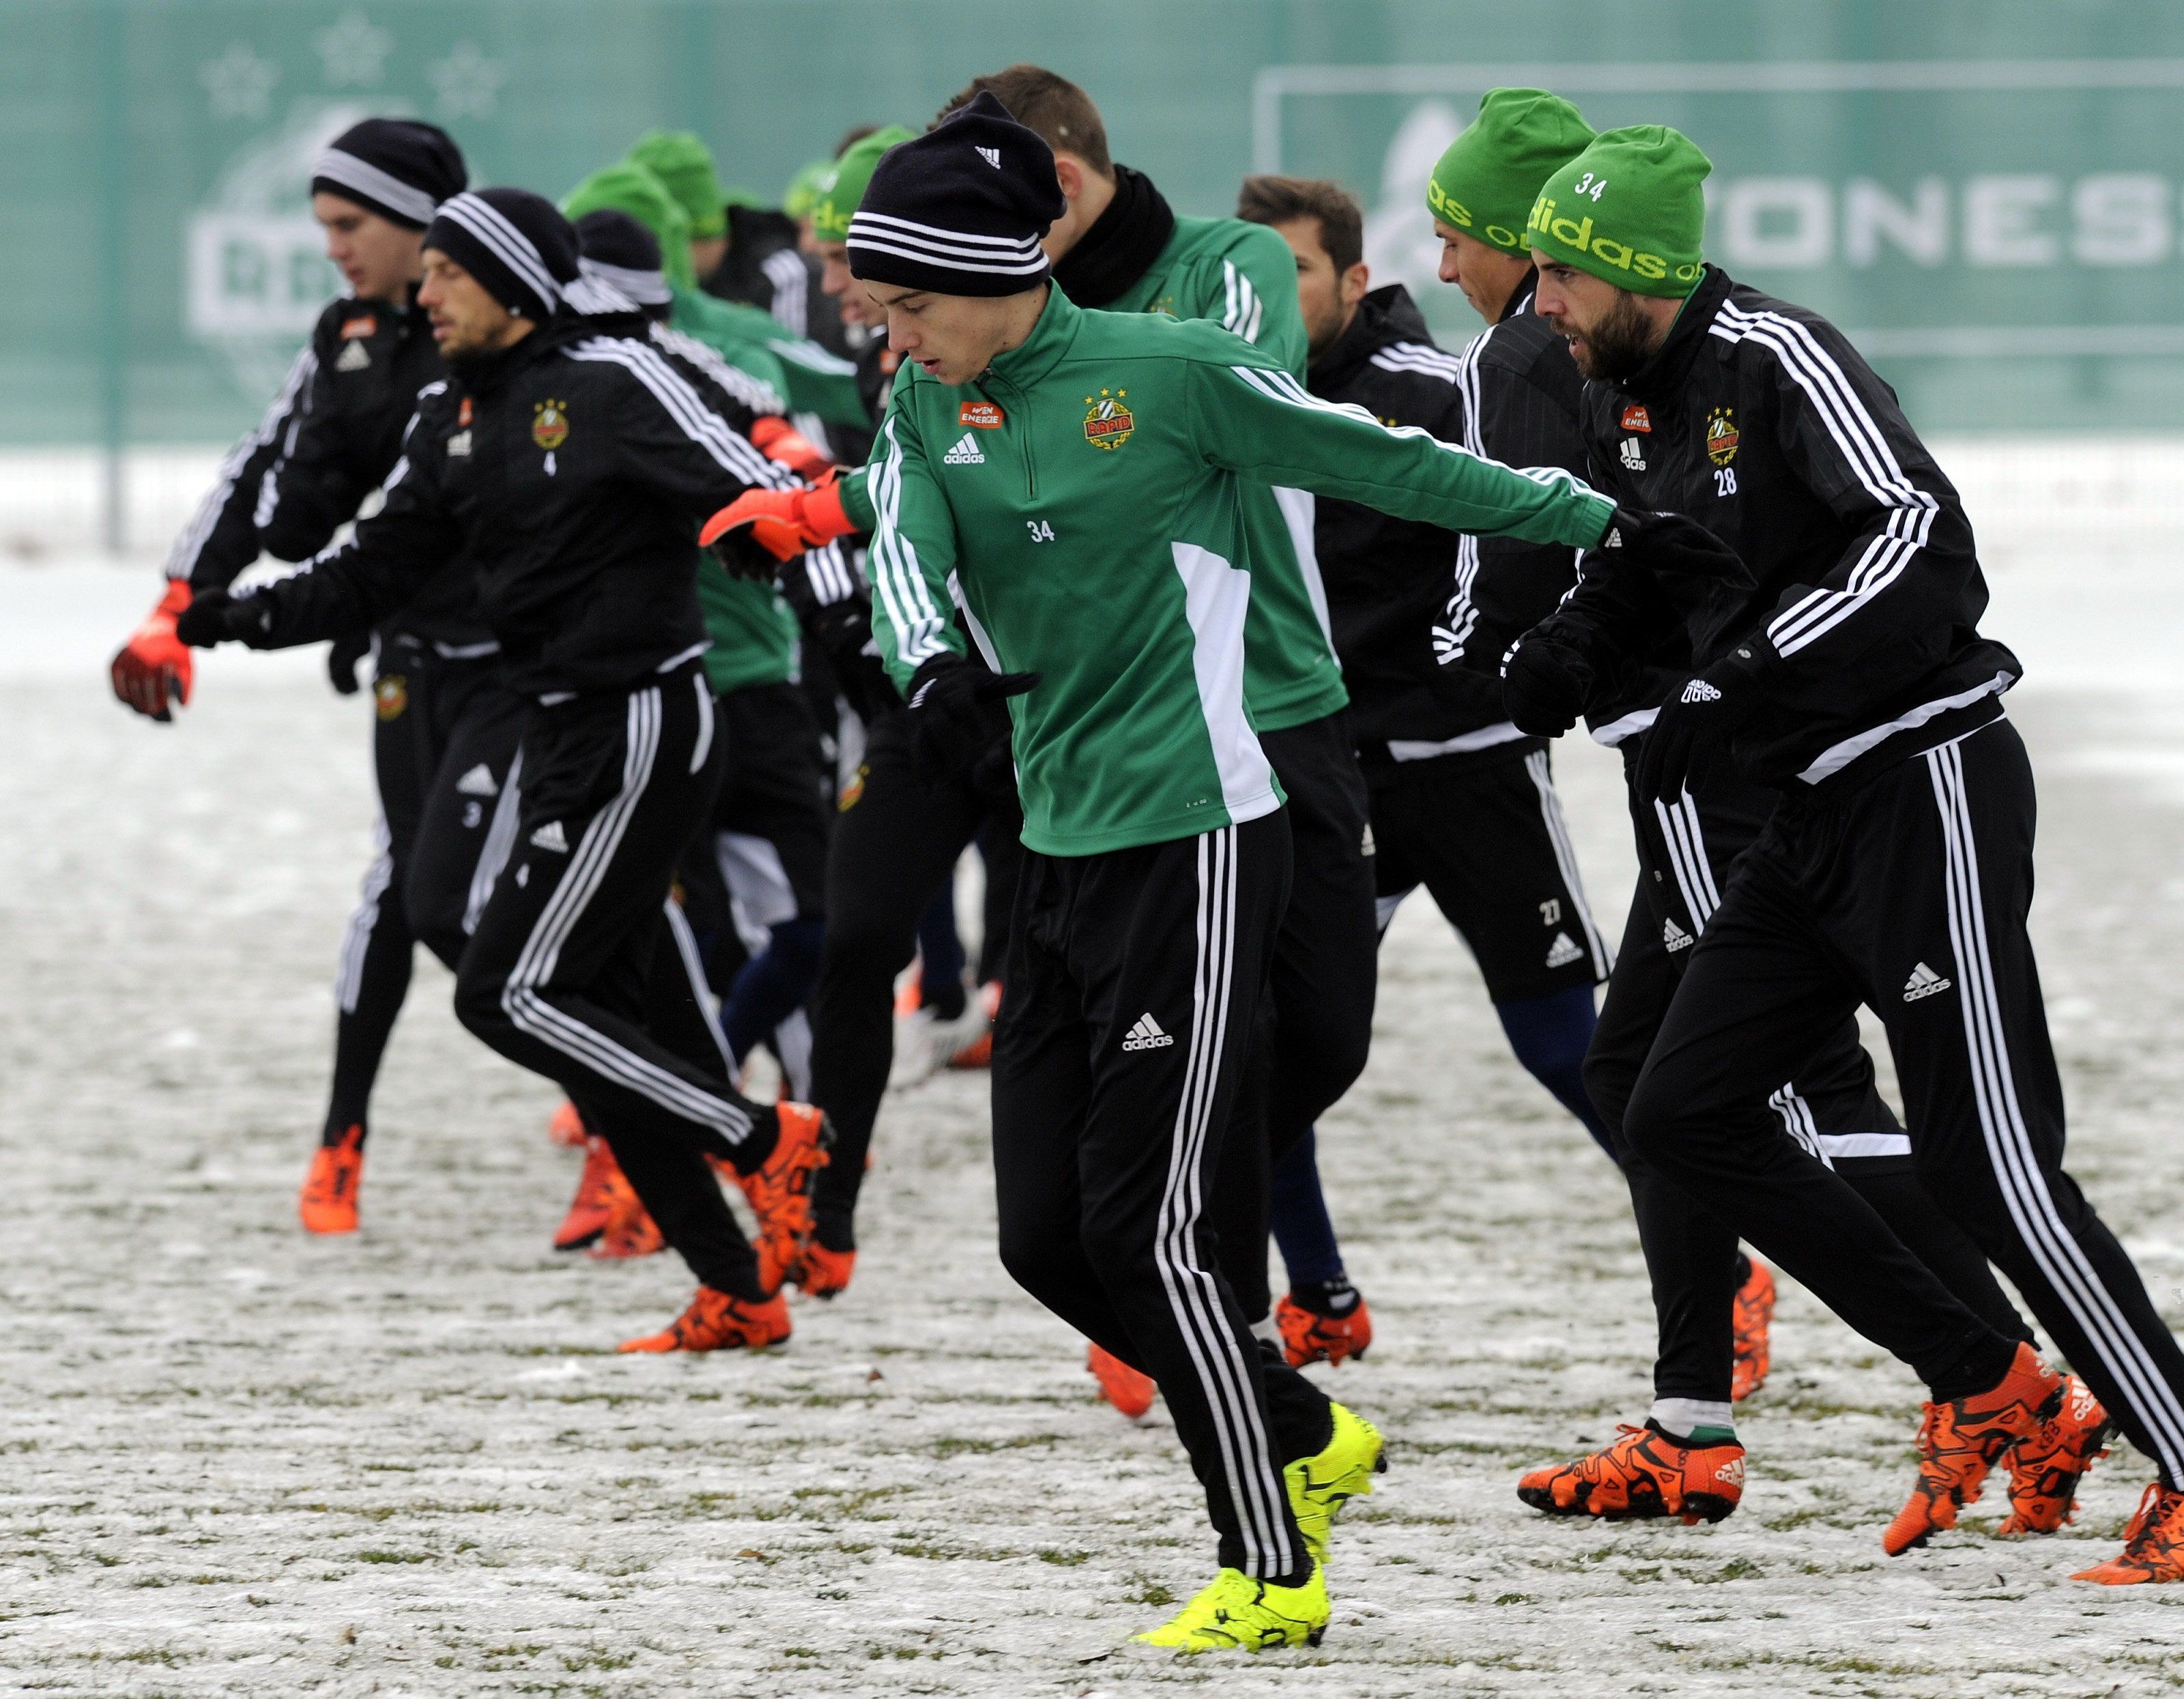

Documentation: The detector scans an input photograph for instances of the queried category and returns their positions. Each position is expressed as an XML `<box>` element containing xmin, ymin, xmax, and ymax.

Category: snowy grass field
<box><xmin>4</xmin><ymin>537</ymin><xmax>2184</xmax><ymax>1696</ymax></box>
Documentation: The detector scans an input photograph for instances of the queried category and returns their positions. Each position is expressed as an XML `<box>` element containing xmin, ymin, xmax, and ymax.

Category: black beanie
<box><xmin>574</xmin><ymin>208</ymin><xmax>672</xmax><ymax>313</ymax></box>
<box><xmin>311</xmin><ymin>118</ymin><xmax>467</xmax><ymax>231</ymax></box>
<box><xmin>846</xmin><ymin>91</ymin><xmax>1064</xmax><ymax>297</ymax></box>
<box><xmin>425</xmin><ymin>187</ymin><xmax>627</xmax><ymax>320</ymax></box>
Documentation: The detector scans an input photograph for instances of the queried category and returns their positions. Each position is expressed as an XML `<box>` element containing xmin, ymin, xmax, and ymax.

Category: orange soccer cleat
<box><xmin>797</xmin><ymin>1242</ymin><xmax>857</xmax><ymax>1299</ymax></box>
<box><xmin>1884</xmin><ymin>1341</ymin><xmax>2062</xmax><ymax>1555</ymax></box>
<box><xmin>1518</xmin><ymin>1423</ymin><xmax>1746</xmax><ymax>1525</ymax></box>
<box><xmin>1276</xmin><ymin>1291</ymin><xmax>1375</xmax><ymax>1368</ymax></box>
<box><xmin>736</xmin><ymin>1103</ymin><xmax>833</xmax><ymax>1293</ymax></box>
<box><xmin>588</xmin><ymin>1169</ymin><xmax>665</xmax><ymax>1260</ymax></box>
<box><xmin>1731</xmin><ymin>1257</ymin><xmax>1777</xmax><ymax>1402</ymax></box>
<box><xmin>299</xmin><ymin>1124</ymin><xmax>366</xmax><ymax>1235</ymax></box>
<box><xmin>547</xmin><ymin>1099</ymin><xmax>588</xmax><ymax>1147</ymax></box>
<box><xmin>616</xmin><ymin>1286</ymin><xmax>791</xmax><ymax>1354</ymax></box>
<box><xmin>1999</xmin><ymin>1374</ymin><xmax>2112</xmax><ymax>1536</ymax></box>
<box><xmin>1087</xmin><ymin>1343</ymin><xmax>1157</xmax><ymax>1421</ymax></box>
<box><xmin>2073</xmin><ymin>1483</ymin><xmax>2184</xmax><ymax>1584</ymax></box>
<box><xmin>554</xmin><ymin>1133</ymin><xmax>623</xmax><ymax>1251</ymax></box>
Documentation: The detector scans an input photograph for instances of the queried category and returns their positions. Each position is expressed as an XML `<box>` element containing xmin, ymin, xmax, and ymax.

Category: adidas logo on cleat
<box><xmin>1663</xmin><ymin>917</ymin><xmax>1693</xmax><ymax>953</ymax></box>
<box><xmin>1903</xmin><ymin>961</ymin><xmax>1952</xmax><ymax>1002</ymax></box>
<box><xmin>456</xmin><ymin>763</ymin><xmax>499</xmax><ymax>797</ymax></box>
<box><xmin>1544</xmin><ymin>931</ymin><xmax>1584</xmax><ymax>969</ymax></box>
<box><xmin>1716</xmin><ymin>1457</ymin><xmax>1747</xmax><ymax>1486</ymax></box>
<box><xmin>943</xmin><ymin>432</ymin><xmax>986</xmax><ymax>466</ymax></box>
<box><xmin>1121</xmin><ymin>1013</ymin><xmax>1175</xmax><ymax>1051</ymax></box>
<box><xmin>529</xmin><ymin>820</ymin><xmax>569</xmax><ymax>853</ymax></box>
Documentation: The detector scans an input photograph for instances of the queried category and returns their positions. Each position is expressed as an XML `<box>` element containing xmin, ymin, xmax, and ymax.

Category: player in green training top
<box><xmin>703</xmin><ymin>92</ymin><xmax>1713</xmax><ymax>1653</ymax></box>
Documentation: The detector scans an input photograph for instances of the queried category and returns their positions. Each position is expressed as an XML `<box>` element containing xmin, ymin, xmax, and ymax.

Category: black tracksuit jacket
<box><xmin>1564</xmin><ymin>265</ymin><xmax>2020</xmax><ymax>793</ymax></box>
<box><xmin>1306</xmin><ymin>282</ymin><xmax>1581</xmax><ymax>772</ymax></box>
<box><xmin>231</xmin><ymin>314</ymin><xmax>794</xmax><ymax>698</ymax></box>
<box><xmin>169</xmin><ymin>289</ymin><xmax>489</xmax><ymax>648</ymax></box>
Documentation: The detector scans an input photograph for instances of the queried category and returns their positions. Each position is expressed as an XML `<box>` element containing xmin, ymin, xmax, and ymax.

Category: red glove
<box><xmin>747</xmin><ymin>415</ymin><xmax>835</xmax><ymax>482</ymax></box>
<box><xmin>700</xmin><ymin>478</ymin><xmax>854</xmax><ymax>564</ymax></box>
<box><xmin>110</xmin><ymin>581</ymin><xmax>196</xmax><ymax>721</ymax></box>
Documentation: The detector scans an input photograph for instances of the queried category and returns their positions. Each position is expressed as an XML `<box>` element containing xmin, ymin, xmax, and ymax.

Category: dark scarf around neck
<box><xmin>1052</xmin><ymin>164</ymin><xmax>1176</xmax><ymax>308</ymax></box>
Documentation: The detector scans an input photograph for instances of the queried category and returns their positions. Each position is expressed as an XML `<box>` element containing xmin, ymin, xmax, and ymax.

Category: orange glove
<box><xmin>110</xmin><ymin>580</ymin><xmax>196</xmax><ymax>722</ymax></box>
<box><xmin>700</xmin><ymin>479</ymin><xmax>854</xmax><ymax>564</ymax></box>
<box><xmin>747</xmin><ymin>415</ymin><xmax>835</xmax><ymax>482</ymax></box>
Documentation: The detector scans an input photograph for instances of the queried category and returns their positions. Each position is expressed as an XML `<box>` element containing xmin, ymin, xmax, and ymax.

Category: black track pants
<box><xmin>325</xmin><ymin>644</ymin><xmax>526</xmax><ymax>1142</ymax></box>
<box><xmin>452</xmin><ymin>666</ymin><xmax>769</xmax><ymax>1299</ymax></box>
<box><xmin>1625</xmin><ymin>720</ymin><xmax>2184</xmax><ymax>1478</ymax></box>
<box><xmin>805</xmin><ymin>713</ymin><xmax>1018</xmax><ymax>1244</ymax></box>
<box><xmin>1212</xmin><ymin>712</ymin><xmax>1379</xmax><ymax>1325</ymax></box>
<box><xmin>994</xmin><ymin>813</ymin><xmax>1323</xmax><ymax>1582</ymax></box>
<box><xmin>1586</xmin><ymin>749</ymin><xmax>2027</xmax><ymax>1406</ymax></box>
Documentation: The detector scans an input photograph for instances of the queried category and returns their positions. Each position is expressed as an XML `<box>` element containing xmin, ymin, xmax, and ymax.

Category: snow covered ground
<box><xmin>3</xmin><ymin>536</ymin><xmax>2184</xmax><ymax>1696</ymax></box>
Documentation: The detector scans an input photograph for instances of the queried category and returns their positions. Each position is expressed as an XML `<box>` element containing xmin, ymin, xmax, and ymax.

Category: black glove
<box><xmin>174</xmin><ymin>587</ymin><xmax>238</xmax><ymax>647</ymax></box>
<box><xmin>1500</xmin><ymin>629</ymin><xmax>1595</xmax><ymax>738</ymax></box>
<box><xmin>1602</xmin><ymin>508</ymin><xmax>1753</xmax><ymax>591</ymax></box>
<box><xmin>904</xmin><ymin>653</ymin><xmax>1038</xmax><ymax>782</ymax></box>
<box><xmin>1633</xmin><ymin>643</ymin><xmax>1770</xmax><ymax>802</ymax></box>
<box><xmin>710</xmin><ymin>525</ymin><xmax>786</xmax><ymax>583</ymax></box>
<box><xmin>326</xmin><ymin>629</ymin><xmax>371</xmax><ymax>695</ymax></box>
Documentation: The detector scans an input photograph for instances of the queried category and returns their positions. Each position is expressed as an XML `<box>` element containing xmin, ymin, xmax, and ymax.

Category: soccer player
<box><xmin>175</xmin><ymin>187</ymin><xmax>831</xmax><ymax>1356</ymax></box>
<box><xmin>1508</xmin><ymin>124</ymin><xmax>2179</xmax><ymax>1580</ymax></box>
<box><xmin>109</xmin><ymin>118</ymin><xmax>519</xmax><ymax>1236</ymax></box>
<box><xmin>565</xmin><ymin>176</ymin><xmax>836</xmax><ymax>1096</ymax></box>
<box><xmin>708</xmin><ymin>93</ymin><xmax>1723</xmax><ymax>1649</ymax></box>
<box><xmin>1408</xmin><ymin>92</ymin><xmax>2052</xmax><ymax>1529</ymax></box>
<box><xmin>920</xmin><ymin>65</ymin><xmax>1377</xmax><ymax>1404</ymax></box>
<box><xmin>1237</xmin><ymin>171</ymin><xmax>1618</xmax><ymax>1366</ymax></box>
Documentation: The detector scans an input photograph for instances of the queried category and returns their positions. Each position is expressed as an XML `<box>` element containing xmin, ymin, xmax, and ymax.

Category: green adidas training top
<box><xmin>867</xmin><ymin>287</ymin><xmax>1614</xmax><ymax>858</ymax></box>
<box><xmin>844</xmin><ymin>215</ymin><xmax>1352</xmax><ymax>732</ymax></box>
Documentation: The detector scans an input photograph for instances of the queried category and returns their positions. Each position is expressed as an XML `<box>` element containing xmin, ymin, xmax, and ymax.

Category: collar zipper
<box><xmin>984</xmin><ymin>376</ymin><xmax>1035</xmax><ymax>499</ymax></box>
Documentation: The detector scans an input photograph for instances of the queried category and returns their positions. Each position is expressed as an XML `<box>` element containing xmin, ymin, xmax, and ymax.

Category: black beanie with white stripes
<box><xmin>573</xmin><ymin>209</ymin><xmax>673</xmax><ymax>317</ymax></box>
<box><xmin>425</xmin><ymin>187</ymin><xmax>631</xmax><ymax>322</ymax></box>
<box><xmin>846</xmin><ymin>92</ymin><xmax>1065</xmax><ymax>297</ymax></box>
<box><xmin>311</xmin><ymin>118</ymin><xmax>467</xmax><ymax>231</ymax></box>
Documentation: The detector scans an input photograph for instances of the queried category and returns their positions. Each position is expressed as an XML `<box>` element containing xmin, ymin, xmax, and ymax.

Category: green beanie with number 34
<box><xmin>1526</xmin><ymin>124</ymin><xmax>1712</xmax><ymax>298</ymax></box>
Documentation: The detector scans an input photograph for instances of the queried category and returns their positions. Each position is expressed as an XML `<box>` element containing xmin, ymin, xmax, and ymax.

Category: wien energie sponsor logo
<box><xmin>1526</xmin><ymin>195</ymin><xmax>1704</xmax><ymax>287</ymax></box>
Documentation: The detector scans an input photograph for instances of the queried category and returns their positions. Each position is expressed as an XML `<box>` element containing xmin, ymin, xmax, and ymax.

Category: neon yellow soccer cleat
<box><xmin>1284</xmin><ymin>1401</ymin><xmax>1385</xmax><ymax>1565</ymax></box>
<box><xmin>1130</xmin><ymin>1563</ymin><xmax>1329</xmax><ymax>1652</ymax></box>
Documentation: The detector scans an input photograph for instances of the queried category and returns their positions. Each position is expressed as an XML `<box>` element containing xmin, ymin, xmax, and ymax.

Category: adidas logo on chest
<box><xmin>943</xmin><ymin>432</ymin><xmax>986</xmax><ymax>466</ymax></box>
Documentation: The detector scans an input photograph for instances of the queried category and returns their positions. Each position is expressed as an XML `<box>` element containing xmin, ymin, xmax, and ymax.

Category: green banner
<box><xmin>12</xmin><ymin>0</ymin><xmax>2184</xmax><ymax>446</ymax></box>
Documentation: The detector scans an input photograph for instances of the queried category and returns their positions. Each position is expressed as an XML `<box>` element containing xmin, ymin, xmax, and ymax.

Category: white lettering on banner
<box><xmin>1719</xmin><ymin>177</ymin><xmax>1834</xmax><ymax>268</ymax></box>
<box><xmin>1964</xmin><ymin>175</ymin><xmax>2062</xmax><ymax>266</ymax></box>
<box><xmin>1843</xmin><ymin>177</ymin><xmax>1949</xmax><ymax>267</ymax></box>
<box><xmin>186</xmin><ymin>214</ymin><xmax>336</xmax><ymax>336</ymax></box>
<box><xmin>2073</xmin><ymin>173</ymin><xmax>2171</xmax><ymax>265</ymax></box>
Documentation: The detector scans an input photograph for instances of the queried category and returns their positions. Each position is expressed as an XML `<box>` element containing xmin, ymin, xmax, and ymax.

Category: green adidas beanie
<box><xmin>781</xmin><ymin>157</ymin><xmax>833</xmax><ymax>224</ymax></box>
<box><xmin>1525</xmin><ymin>124</ymin><xmax>1711</xmax><ymax>297</ymax></box>
<box><xmin>627</xmin><ymin>129</ymin><xmax>728</xmax><ymax>239</ymax></box>
<box><xmin>562</xmin><ymin>162</ymin><xmax>696</xmax><ymax>291</ymax></box>
<box><xmin>809</xmin><ymin>125</ymin><xmax>916</xmax><ymax>244</ymax></box>
<box><xmin>1426</xmin><ymin>88</ymin><xmax>1594</xmax><ymax>254</ymax></box>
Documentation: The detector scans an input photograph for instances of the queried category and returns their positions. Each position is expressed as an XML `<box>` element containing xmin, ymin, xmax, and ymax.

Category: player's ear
<box><xmin>1053</xmin><ymin>156</ymin><xmax>1083</xmax><ymax>204</ymax></box>
<box><xmin>1342</xmin><ymin>261</ymin><xmax>1370</xmax><ymax>308</ymax></box>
